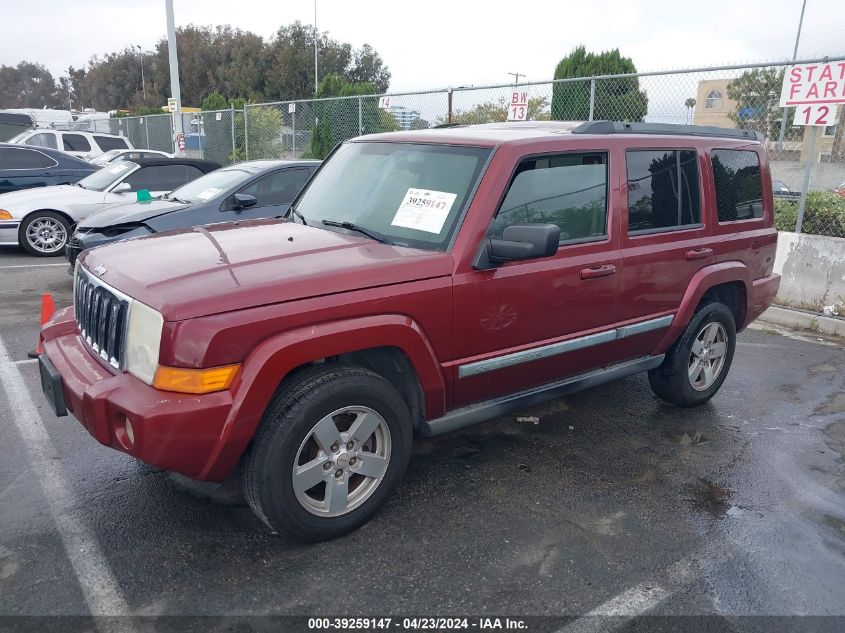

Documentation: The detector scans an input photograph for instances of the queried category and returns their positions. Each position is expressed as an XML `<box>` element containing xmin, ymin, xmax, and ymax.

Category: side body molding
<box><xmin>653</xmin><ymin>261</ymin><xmax>752</xmax><ymax>356</ymax></box>
<box><xmin>198</xmin><ymin>314</ymin><xmax>445</xmax><ymax>480</ymax></box>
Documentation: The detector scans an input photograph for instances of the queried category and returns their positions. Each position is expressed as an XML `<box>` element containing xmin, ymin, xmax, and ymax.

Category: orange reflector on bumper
<box><xmin>153</xmin><ymin>364</ymin><xmax>240</xmax><ymax>394</ymax></box>
<box><xmin>0</xmin><ymin>210</ymin><xmax>12</xmax><ymax>220</ymax></box>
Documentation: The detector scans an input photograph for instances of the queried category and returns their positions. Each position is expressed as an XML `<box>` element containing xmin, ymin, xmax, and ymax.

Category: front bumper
<box><xmin>66</xmin><ymin>232</ymin><xmax>112</xmax><ymax>273</ymax></box>
<box><xmin>0</xmin><ymin>220</ymin><xmax>21</xmax><ymax>246</ymax></box>
<box><xmin>42</xmin><ymin>309</ymin><xmax>235</xmax><ymax>480</ymax></box>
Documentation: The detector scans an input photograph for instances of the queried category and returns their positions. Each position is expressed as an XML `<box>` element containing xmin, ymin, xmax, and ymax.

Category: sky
<box><xmin>0</xmin><ymin>0</ymin><xmax>842</xmax><ymax>93</ymax></box>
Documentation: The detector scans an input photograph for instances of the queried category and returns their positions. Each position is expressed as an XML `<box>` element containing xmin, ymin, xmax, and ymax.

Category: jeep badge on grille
<box><xmin>93</xmin><ymin>264</ymin><xmax>107</xmax><ymax>276</ymax></box>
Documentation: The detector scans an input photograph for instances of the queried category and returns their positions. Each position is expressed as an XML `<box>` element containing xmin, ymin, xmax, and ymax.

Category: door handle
<box><xmin>685</xmin><ymin>248</ymin><xmax>713</xmax><ymax>261</ymax></box>
<box><xmin>580</xmin><ymin>264</ymin><xmax>617</xmax><ymax>280</ymax></box>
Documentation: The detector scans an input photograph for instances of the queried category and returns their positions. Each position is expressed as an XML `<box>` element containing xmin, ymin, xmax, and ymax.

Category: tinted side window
<box><xmin>123</xmin><ymin>165</ymin><xmax>203</xmax><ymax>191</ymax></box>
<box><xmin>25</xmin><ymin>132</ymin><xmax>58</xmax><ymax>149</ymax></box>
<box><xmin>0</xmin><ymin>147</ymin><xmax>56</xmax><ymax>169</ymax></box>
<box><xmin>95</xmin><ymin>135</ymin><xmax>130</xmax><ymax>151</ymax></box>
<box><xmin>626</xmin><ymin>149</ymin><xmax>701</xmax><ymax>234</ymax></box>
<box><xmin>233</xmin><ymin>168</ymin><xmax>312</xmax><ymax>208</ymax></box>
<box><xmin>62</xmin><ymin>134</ymin><xmax>92</xmax><ymax>152</ymax></box>
<box><xmin>712</xmin><ymin>149</ymin><xmax>763</xmax><ymax>221</ymax></box>
<box><xmin>489</xmin><ymin>153</ymin><xmax>608</xmax><ymax>243</ymax></box>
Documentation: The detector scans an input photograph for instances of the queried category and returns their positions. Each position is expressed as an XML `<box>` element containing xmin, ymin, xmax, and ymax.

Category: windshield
<box><xmin>167</xmin><ymin>166</ymin><xmax>253</xmax><ymax>203</ymax></box>
<box><xmin>295</xmin><ymin>142</ymin><xmax>491</xmax><ymax>250</ymax></box>
<box><xmin>91</xmin><ymin>150</ymin><xmax>122</xmax><ymax>165</ymax></box>
<box><xmin>6</xmin><ymin>131</ymin><xmax>31</xmax><ymax>144</ymax></box>
<box><xmin>76</xmin><ymin>161</ymin><xmax>136</xmax><ymax>191</ymax></box>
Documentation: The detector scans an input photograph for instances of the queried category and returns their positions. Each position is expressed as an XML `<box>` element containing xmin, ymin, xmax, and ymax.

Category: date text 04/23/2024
<box><xmin>307</xmin><ymin>618</ymin><xmax>528</xmax><ymax>630</ymax></box>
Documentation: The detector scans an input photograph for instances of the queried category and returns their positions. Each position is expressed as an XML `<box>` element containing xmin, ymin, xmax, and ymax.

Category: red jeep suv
<box><xmin>39</xmin><ymin>121</ymin><xmax>780</xmax><ymax>541</ymax></box>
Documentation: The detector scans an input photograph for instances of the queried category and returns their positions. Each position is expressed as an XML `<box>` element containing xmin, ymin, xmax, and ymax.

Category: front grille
<box><xmin>74</xmin><ymin>267</ymin><xmax>131</xmax><ymax>369</ymax></box>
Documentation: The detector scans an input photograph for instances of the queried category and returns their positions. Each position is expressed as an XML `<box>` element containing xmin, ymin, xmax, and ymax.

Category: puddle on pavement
<box><xmin>824</xmin><ymin>421</ymin><xmax>845</xmax><ymax>458</ymax></box>
<box><xmin>690</xmin><ymin>479</ymin><xmax>743</xmax><ymax>519</ymax></box>
<box><xmin>815</xmin><ymin>393</ymin><xmax>845</xmax><ymax>416</ymax></box>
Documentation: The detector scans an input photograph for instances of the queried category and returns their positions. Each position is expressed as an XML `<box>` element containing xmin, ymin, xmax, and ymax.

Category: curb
<box><xmin>756</xmin><ymin>306</ymin><xmax>845</xmax><ymax>338</ymax></box>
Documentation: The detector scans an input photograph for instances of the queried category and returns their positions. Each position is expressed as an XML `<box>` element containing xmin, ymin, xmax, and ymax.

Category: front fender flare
<box><xmin>653</xmin><ymin>261</ymin><xmax>751</xmax><ymax>355</ymax></box>
<box><xmin>198</xmin><ymin>314</ymin><xmax>445</xmax><ymax>480</ymax></box>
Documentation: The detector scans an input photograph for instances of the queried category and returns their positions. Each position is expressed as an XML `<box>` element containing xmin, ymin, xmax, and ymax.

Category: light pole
<box><xmin>777</xmin><ymin>0</ymin><xmax>807</xmax><ymax>150</ymax></box>
<box><xmin>165</xmin><ymin>0</ymin><xmax>184</xmax><ymax>155</ymax></box>
<box><xmin>135</xmin><ymin>45</ymin><xmax>147</xmax><ymax>102</ymax></box>
<box><xmin>313</xmin><ymin>0</ymin><xmax>319</xmax><ymax>94</ymax></box>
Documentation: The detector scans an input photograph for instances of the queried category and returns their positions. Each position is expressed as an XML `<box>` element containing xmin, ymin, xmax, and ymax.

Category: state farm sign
<box><xmin>779</xmin><ymin>61</ymin><xmax>845</xmax><ymax>107</ymax></box>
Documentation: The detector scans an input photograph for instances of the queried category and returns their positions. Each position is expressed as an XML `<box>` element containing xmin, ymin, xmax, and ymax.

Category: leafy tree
<box><xmin>684</xmin><ymin>98</ymin><xmax>696</xmax><ymax>124</ymax></box>
<box><xmin>0</xmin><ymin>61</ymin><xmax>60</xmax><ymax>108</ymax></box>
<box><xmin>309</xmin><ymin>74</ymin><xmax>398</xmax><ymax>159</ymax></box>
<box><xmin>201</xmin><ymin>91</ymin><xmax>230</xmax><ymax>111</ymax></box>
<box><xmin>551</xmin><ymin>46</ymin><xmax>647</xmax><ymax>122</ymax></box>
<box><xmin>438</xmin><ymin>96</ymin><xmax>549</xmax><ymax>125</ymax></box>
<box><xmin>726</xmin><ymin>68</ymin><xmax>795</xmax><ymax>140</ymax></box>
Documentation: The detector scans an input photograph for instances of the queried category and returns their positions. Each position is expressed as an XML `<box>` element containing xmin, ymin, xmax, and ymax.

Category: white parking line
<box><xmin>0</xmin><ymin>262</ymin><xmax>68</xmax><ymax>270</ymax></box>
<box><xmin>557</xmin><ymin>558</ymin><xmax>696</xmax><ymax>633</ymax></box>
<box><xmin>0</xmin><ymin>335</ymin><xmax>130</xmax><ymax>617</ymax></box>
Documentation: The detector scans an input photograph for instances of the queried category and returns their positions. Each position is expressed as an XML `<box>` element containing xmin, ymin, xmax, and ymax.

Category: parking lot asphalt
<box><xmin>1</xmin><ymin>245</ymin><xmax>844</xmax><ymax>629</ymax></box>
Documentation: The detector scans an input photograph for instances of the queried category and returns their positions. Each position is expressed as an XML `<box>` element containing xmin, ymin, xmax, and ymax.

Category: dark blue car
<box><xmin>66</xmin><ymin>159</ymin><xmax>320</xmax><ymax>269</ymax></box>
<box><xmin>0</xmin><ymin>143</ymin><xmax>98</xmax><ymax>194</ymax></box>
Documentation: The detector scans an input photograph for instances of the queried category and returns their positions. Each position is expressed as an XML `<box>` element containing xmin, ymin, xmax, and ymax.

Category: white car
<box><xmin>91</xmin><ymin>149</ymin><xmax>172</xmax><ymax>166</ymax></box>
<box><xmin>6</xmin><ymin>129</ymin><xmax>132</xmax><ymax>161</ymax></box>
<box><xmin>0</xmin><ymin>158</ymin><xmax>217</xmax><ymax>256</ymax></box>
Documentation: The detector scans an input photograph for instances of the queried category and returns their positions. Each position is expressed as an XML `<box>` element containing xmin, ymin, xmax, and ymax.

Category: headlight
<box><xmin>125</xmin><ymin>299</ymin><xmax>163</xmax><ymax>384</ymax></box>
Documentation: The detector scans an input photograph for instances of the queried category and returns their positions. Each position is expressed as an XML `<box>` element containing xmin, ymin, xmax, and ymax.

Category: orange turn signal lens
<box><xmin>153</xmin><ymin>364</ymin><xmax>240</xmax><ymax>394</ymax></box>
<box><xmin>0</xmin><ymin>210</ymin><xmax>12</xmax><ymax>220</ymax></box>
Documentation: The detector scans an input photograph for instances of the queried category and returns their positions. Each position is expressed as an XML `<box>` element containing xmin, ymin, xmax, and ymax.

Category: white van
<box><xmin>2</xmin><ymin>108</ymin><xmax>74</xmax><ymax>129</ymax></box>
<box><xmin>6</xmin><ymin>129</ymin><xmax>133</xmax><ymax>160</ymax></box>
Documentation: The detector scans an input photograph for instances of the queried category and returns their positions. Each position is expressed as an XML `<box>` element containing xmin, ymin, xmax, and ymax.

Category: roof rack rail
<box><xmin>572</xmin><ymin>121</ymin><xmax>764</xmax><ymax>142</ymax></box>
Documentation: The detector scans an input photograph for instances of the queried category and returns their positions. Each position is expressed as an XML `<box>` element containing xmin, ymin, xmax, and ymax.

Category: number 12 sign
<box><xmin>794</xmin><ymin>103</ymin><xmax>837</xmax><ymax>126</ymax></box>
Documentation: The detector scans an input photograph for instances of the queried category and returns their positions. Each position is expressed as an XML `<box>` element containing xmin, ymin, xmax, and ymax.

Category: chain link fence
<box><xmin>73</xmin><ymin>56</ymin><xmax>845</xmax><ymax>236</ymax></box>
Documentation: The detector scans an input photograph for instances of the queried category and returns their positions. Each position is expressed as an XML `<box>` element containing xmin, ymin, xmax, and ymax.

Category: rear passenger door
<box><xmin>616</xmin><ymin>144</ymin><xmax>714</xmax><ymax>357</ymax></box>
<box><xmin>451</xmin><ymin>149</ymin><xmax>622</xmax><ymax>408</ymax></box>
<box><xmin>0</xmin><ymin>147</ymin><xmax>58</xmax><ymax>193</ymax></box>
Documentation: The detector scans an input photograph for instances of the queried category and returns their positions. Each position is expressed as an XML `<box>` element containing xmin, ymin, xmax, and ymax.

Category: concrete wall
<box><xmin>770</xmin><ymin>161</ymin><xmax>845</xmax><ymax>192</ymax></box>
<box><xmin>773</xmin><ymin>231</ymin><xmax>845</xmax><ymax>309</ymax></box>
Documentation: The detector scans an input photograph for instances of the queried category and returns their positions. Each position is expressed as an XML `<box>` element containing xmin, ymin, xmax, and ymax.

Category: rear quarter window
<box><xmin>95</xmin><ymin>135</ymin><xmax>130</xmax><ymax>151</ymax></box>
<box><xmin>711</xmin><ymin>149</ymin><xmax>763</xmax><ymax>221</ymax></box>
<box><xmin>62</xmin><ymin>134</ymin><xmax>92</xmax><ymax>152</ymax></box>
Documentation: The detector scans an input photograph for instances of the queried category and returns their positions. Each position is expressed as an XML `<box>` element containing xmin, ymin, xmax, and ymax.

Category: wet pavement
<box><xmin>0</xmin><ymin>246</ymin><xmax>844</xmax><ymax>629</ymax></box>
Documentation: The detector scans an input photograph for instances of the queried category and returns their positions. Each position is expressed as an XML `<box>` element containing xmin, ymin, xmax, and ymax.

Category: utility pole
<box><xmin>508</xmin><ymin>72</ymin><xmax>525</xmax><ymax>84</ymax></box>
<box><xmin>165</xmin><ymin>0</ymin><xmax>184</xmax><ymax>155</ymax></box>
<box><xmin>314</xmin><ymin>0</ymin><xmax>319</xmax><ymax>94</ymax></box>
<box><xmin>777</xmin><ymin>0</ymin><xmax>806</xmax><ymax>150</ymax></box>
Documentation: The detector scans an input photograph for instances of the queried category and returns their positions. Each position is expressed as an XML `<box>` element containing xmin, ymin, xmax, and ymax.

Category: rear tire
<box><xmin>19</xmin><ymin>211</ymin><xmax>71</xmax><ymax>257</ymax></box>
<box><xmin>648</xmin><ymin>302</ymin><xmax>736</xmax><ymax>407</ymax></box>
<box><xmin>242</xmin><ymin>365</ymin><xmax>412</xmax><ymax>542</ymax></box>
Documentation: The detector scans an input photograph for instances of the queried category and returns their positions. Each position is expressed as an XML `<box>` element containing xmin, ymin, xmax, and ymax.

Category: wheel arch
<box><xmin>653</xmin><ymin>262</ymin><xmax>752</xmax><ymax>356</ymax></box>
<box><xmin>198</xmin><ymin>315</ymin><xmax>445</xmax><ymax>480</ymax></box>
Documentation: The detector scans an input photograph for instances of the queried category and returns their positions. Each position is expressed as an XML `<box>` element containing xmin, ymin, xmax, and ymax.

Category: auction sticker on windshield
<box><xmin>391</xmin><ymin>188</ymin><xmax>457</xmax><ymax>234</ymax></box>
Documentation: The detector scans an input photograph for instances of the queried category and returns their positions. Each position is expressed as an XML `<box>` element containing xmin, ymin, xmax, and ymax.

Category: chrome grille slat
<box><xmin>73</xmin><ymin>266</ymin><xmax>131</xmax><ymax>370</ymax></box>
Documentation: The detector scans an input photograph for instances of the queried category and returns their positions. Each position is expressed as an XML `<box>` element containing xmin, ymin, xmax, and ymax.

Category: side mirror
<box><xmin>233</xmin><ymin>193</ymin><xmax>257</xmax><ymax>209</ymax></box>
<box><xmin>473</xmin><ymin>223</ymin><xmax>560</xmax><ymax>270</ymax></box>
<box><xmin>112</xmin><ymin>182</ymin><xmax>131</xmax><ymax>194</ymax></box>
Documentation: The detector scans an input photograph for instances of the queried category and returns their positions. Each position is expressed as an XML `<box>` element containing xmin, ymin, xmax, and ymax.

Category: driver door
<box><xmin>451</xmin><ymin>150</ymin><xmax>622</xmax><ymax>408</ymax></box>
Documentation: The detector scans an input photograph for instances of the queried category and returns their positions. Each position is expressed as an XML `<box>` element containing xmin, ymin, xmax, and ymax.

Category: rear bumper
<box><xmin>746</xmin><ymin>272</ymin><xmax>781</xmax><ymax>328</ymax></box>
<box><xmin>42</xmin><ymin>310</ymin><xmax>234</xmax><ymax>480</ymax></box>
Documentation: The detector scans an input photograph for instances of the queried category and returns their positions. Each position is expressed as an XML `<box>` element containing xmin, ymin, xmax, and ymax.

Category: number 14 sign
<box><xmin>507</xmin><ymin>91</ymin><xmax>528</xmax><ymax>121</ymax></box>
<box><xmin>794</xmin><ymin>103</ymin><xmax>837</xmax><ymax>126</ymax></box>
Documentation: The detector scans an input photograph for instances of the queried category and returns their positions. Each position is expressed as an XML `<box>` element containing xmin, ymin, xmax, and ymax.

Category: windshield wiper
<box><xmin>322</xmin><ymin>219</ymin><xmax>391</xmax><ymax>244</ymax></box>
<box><xmin>286</xmin><ymin>205</ymin><xmax>308</xmax><ymax>226</ymax></box>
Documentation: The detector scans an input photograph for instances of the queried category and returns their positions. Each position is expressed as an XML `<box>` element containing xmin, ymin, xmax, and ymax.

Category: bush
<box><xmin>775</xmin><ymin>191</ymin><xmax>845</xmax><ymax>238</ymax></box>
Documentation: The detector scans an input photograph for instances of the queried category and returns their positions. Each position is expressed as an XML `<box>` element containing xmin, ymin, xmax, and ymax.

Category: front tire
<box><xmin>242</xmin><ymin>365</ymin><xmax>412</xmax><ymax>542</ymax></box>
<box><xmin>19</xmin><ymin>211</ymin><xmax>71</xmax><ymax>257</ymax></box>
<box><xmin>648</xmin><ymin>302</ymin><xmax>736</xmax><ymax>407</ymax></box>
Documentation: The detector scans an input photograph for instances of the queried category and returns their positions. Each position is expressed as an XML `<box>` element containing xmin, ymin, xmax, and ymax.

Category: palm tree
<box><xmin>684</xmin><ymin>98</ymin><xmax>696</xmax><ymax>124</ymax></box>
